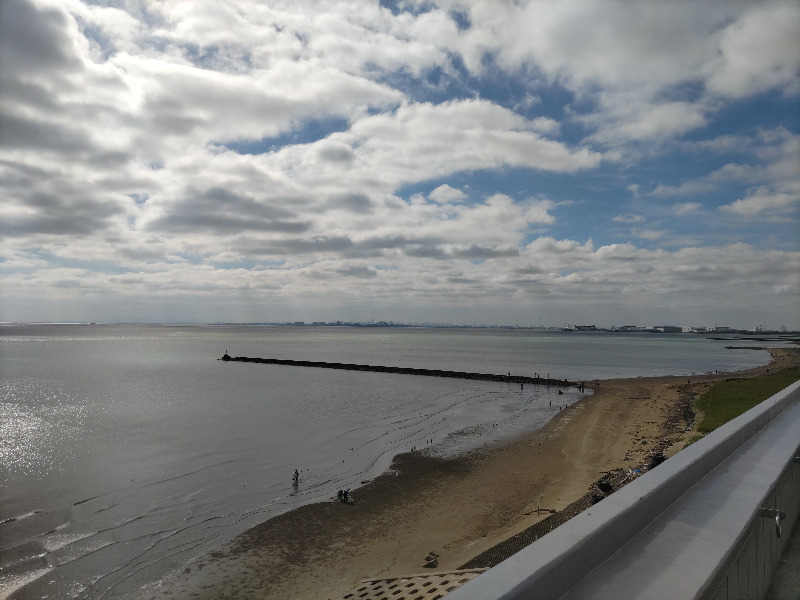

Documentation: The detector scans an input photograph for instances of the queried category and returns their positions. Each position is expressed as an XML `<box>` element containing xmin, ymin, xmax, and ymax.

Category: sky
<box><xmin>1</xmin><ymin>0</ymin><xmax>799</xmax><ymax>329</ymax></box>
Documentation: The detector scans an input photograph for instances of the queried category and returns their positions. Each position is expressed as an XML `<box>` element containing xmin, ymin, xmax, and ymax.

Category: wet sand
<box><xmin>155</xmin><ymin>348</ymin><xmax>799</xmax><ymax>600</ymax></box>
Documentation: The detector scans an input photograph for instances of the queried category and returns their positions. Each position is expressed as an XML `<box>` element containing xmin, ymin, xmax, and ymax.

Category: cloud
<box><xmin>720</xmin><ymin>188</ymin><xmax>799</xmax><ymax>218</ymax></box>
<box><xmin>335</xmin><ymin>265</ymin><xmax>378</xmax><ymax>279</ymax></box>
<box><xmin>513</xmin><ymin>240</ymin><xmax>800</xmax><ymax>305</ymax></box>
<box><xmin>337</xmin><ymin>100</ymin><xmax>602</xmax><ymax>185</ymax></box>
<box><xmin>316</xmin><ymin>141</ymin><xmax>356</xmax><ymax>164</ymax></box>
<box><xmin>0</xmin><ymin>0</ymin><xmax>797</xmax><ymax>327</ymax></box>
<box><xmin>0</xmin><ymin>0</ymin><xmax>82</xmax><ymax>80</ymax></box>
<box><xmin>0</xmin><ymin>190</ymin><xmax>126</xmax><ymax>238</ymax></box>
<box><xmin>706</xmin><ymin>3</ymin><xmax>800</xmax><ymax>98</ymax></box>
<box><xmin>631</xmin><ymin>228</ymin><xmax>666</xmax><ymax>242</ymax></box>
<box><xmin>325</xmin><ymin>192</ymin><xmax>374</xmax><ymax>213</ymax></box>
<box><xmin>144</xmin><ymin>186</ymin><xmax>312</xmax><ymax>235</ymax></box>
<box><xmin>672</xmin><ymin>202</ymin><xmax>702</xmax><ymax>216</ymax></box>
<box><xmin>123</xmin><ymin>54</ymin><xmax>402</xmax><ymax>146</ymax></box>
<box><xmin>443</xmin><ymin>2</ymin><xmax>797</xmax><ymax>153</ymax></box>
<box><xmin>606</xmin><ymin>102</ymin><xmax>707</xmax><ymax>143</ymax></box>
<box><xmin>613</xmin><ymin>214</ymin><xmax>646</xmax><ymax>224</ymax></box>
<box><xmin>429</xmin><ymin>184</ymin><xmax>467</xmax><ymax>204</ymax></box>
<box><xmin>650</xmin><ymin>128</ymin><xmax>800</xmax><ymax>211</ymax></box>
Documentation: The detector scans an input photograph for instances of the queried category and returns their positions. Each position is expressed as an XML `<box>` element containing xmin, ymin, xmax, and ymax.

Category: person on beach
<box><xmin>293</xmin><ymin>469</ymin><xmax>299</xmax><ymax>484</ymax></box>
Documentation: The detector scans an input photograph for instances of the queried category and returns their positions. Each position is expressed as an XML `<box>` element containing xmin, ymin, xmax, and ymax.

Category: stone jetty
<box><xmin>220</xmin><ymin>353</ymin><xmax>577</xmax><ymax>388</ymax></box>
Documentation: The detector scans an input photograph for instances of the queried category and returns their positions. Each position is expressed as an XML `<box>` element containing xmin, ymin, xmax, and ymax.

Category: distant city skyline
<box><xmin>1</xmin><ymin>1</ymin><xmax>798</xmax><ymax>329</ymax></box>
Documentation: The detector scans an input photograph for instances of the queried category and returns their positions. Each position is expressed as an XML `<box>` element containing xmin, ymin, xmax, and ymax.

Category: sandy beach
<box><xmin>154</xmin><ymin>348</ymin><xmax>799</xmax><ymax>600</ymax></box>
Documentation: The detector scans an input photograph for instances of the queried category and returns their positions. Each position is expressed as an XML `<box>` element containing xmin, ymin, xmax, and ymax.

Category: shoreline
<box><xmin>155</xmin><ymin>348</ymin><xmax>799</xmax><ymax>600</ymax></box>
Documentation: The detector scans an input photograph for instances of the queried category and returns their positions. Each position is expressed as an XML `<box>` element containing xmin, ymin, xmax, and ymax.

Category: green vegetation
<box><xmin>694</xmin><ymin>366</ymin><xmax>800</xmax><ymax>433</ymax></box>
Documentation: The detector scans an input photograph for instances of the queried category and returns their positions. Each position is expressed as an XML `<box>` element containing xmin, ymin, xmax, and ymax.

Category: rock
<box><xmin>423</xmin><ymin>551</ymin><xmax>440</xmax><ymax>567</ymax></box>
<box><xmin>648</xmin><ymin>452</ymin><xmax>667</xmax><ymax>470</ymax></box>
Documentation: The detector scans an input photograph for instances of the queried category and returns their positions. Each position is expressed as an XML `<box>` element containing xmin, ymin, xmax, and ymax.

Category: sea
<box><xmin>0</xmin><ymin>324</ymin><xmax>777</xmax><ymax>600</ymax></box>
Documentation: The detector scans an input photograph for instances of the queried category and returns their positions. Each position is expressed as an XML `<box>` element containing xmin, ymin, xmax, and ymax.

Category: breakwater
<box><xmin>220</xmin><ymin>354</ymin><xmax>577</xmax><ymax>388</ymax></box>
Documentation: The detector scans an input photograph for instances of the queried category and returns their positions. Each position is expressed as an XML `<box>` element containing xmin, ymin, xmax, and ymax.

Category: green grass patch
<box><xmin>694</xmin><ymin>366</ymin><xmax>800</xmax><ymax>433</ymax></box>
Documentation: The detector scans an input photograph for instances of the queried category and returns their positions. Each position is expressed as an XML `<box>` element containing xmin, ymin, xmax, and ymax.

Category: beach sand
<box><xmin>154</xmin><ymin>348</ymin><xmax>799</xmax><ymax>600</ymax></box>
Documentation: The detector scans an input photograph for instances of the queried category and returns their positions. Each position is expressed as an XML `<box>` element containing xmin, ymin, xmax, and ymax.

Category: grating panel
<box><xmin>339</xmin><ymin>569</ymin><xmax>488</xmax><ymax>600</ymax></box>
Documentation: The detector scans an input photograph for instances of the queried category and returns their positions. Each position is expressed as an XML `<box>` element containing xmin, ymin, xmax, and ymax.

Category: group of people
<box><xmin>293</xmin><ymin>469</ymin><xmax>351</xmax><ymax>503</ymax></box>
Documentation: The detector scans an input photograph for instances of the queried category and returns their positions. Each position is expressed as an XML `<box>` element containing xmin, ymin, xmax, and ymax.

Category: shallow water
<box><xmin>0</xmin><ymin>325</ymin><xmax>772</xmax><ymax>599</ymax></box>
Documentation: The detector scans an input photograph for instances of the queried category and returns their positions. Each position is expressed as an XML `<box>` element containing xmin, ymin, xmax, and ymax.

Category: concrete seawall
<box><xmin>219</xmin><ymin>354</ymin><xmax>577</xmax><ymax>388</ymax></box>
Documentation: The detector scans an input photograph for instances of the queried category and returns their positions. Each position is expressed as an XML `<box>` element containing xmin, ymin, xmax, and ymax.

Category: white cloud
<box><xmin>612</xmin><ymin>214</ymin><xmax>645</xmax><ymax>224</ymax></box>
<box><xmin>720</xmin><ymin>188</ymin><xmax>799</xmax><ymax>217</ymax></box>
<box><xmin>340</xmin><ymin>99</ymin><xmax>602</xmax><ymax>184</ymax></box>
<box><xmin>631</xmin><ymin>228</ymin><xmax>666</xmax><ymax>242</ymax></box>
<box><xmin>706</xmin><ymin>3</ymin><xmax>800</xmax><ymax>98</ymax></box>
<box><xmin>441</xmin><ymin>2</ymin><xmax>798</xmax><ymax>152</ymax></box>
<box><xmin>606</xmin><ymin>101</ymin><xmax>707</xmax><ymax>143</ymax></box>
<box><xmin>672</xmin><ymin>202</ymin><xmax>702</xmax><ymax>216</ymax></box>
<box><xmin>429</xmin><ymin>184</ymin><xmax>467</xmax><ymax>204</ymax></box>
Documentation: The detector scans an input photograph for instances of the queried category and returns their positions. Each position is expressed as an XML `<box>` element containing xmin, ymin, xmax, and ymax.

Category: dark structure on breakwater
<box><xmin>220</xmin><ymin>353</ymin><xmax>576</xmax><ymax>388</ymax></box>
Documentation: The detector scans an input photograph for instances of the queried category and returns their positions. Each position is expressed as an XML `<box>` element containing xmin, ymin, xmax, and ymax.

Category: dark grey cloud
<box><xmin>317</xmin><ymin>142</ymin><xmax>356</xmax><ymax>163</ymax></box>
<box><xmin>0</xmin><ymin>192</ymin><xmax>124</xmax><ymax>237</ymax></box>
<box><xmin>238</xmin><ymin>235</ymin><xmax>354</xmax><ymax>257</ymax></box>
<box><xmin>146</xmin><ymin>187</ymin><xmax>311</xmax><ymax>234</ymax></box>
<box><xmin>0</xmin><ymin>0</ymin><xmax>81</xmax><ymax>78</ymax></box>
<box><xmin>325</xmin><ymin>192</ymin><xmax>373</xmax><ymax>213</ymax></box>
<box><xmin>151</xmin><ymin>213</ymin><xmax>310</xmax><ymax>235</ymax></box>
<box><xmin>451</xmin><ymin>245</ymin><xmax>519</xmax><ymax>259</ymax></box>
<box><xmin>446</xmin><ymin>275</ymin><xmax>479</xmax><ymax>284</ymax></box>
<box><xmin>0</xmin><ymin>113</ymin><xmax>87</xmax><ymax>154</ymax></box>
<box><xmin>513</xmin><ymin>266</ymin><xmax>545</xmax><ymax>275</ymax></box>
<box><xmin>336</xmin><ymin>265</ymin><xmax>377</xmax><ymax>278</ymax></box>
<box><xmin>357</xmin><ymin>234</ymin><xmax>442</xmax><ymax>251</ymax></box>
<box><xmin>0</xmin><ymin>79</ymin><xmax>62</xmax><ymax>113</ymax></box>
<box><xmin>0</xmin><ymin>159</ymin><xmax>50</xmax><ymax>186</ymax></box>
<box><xmin>272</xmin><ymin>236</ymin><xmax>354</xmax><ymax>254</ymax></box>
<box><xmin>403</xmin><ymin>243</ymin><xmax>519</xmax><ymax>260</ymax></box>
<box><xmin>405</xmin><ymin>244</ymin><xmax>449</xmax><ymax>259</ymax></box>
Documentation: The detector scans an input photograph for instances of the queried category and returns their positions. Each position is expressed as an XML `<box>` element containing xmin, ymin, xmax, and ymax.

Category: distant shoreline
<box><xmin>3</xmin><ymin>322</ymin><xmax>798</xmax><ymax>338</ymax></box>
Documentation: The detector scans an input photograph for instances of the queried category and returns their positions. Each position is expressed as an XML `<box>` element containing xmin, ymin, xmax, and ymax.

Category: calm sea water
<box><xmin>0</xmin><ymin>325</ymin><xmax>772</xmax><ymax>599</ymax></box>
